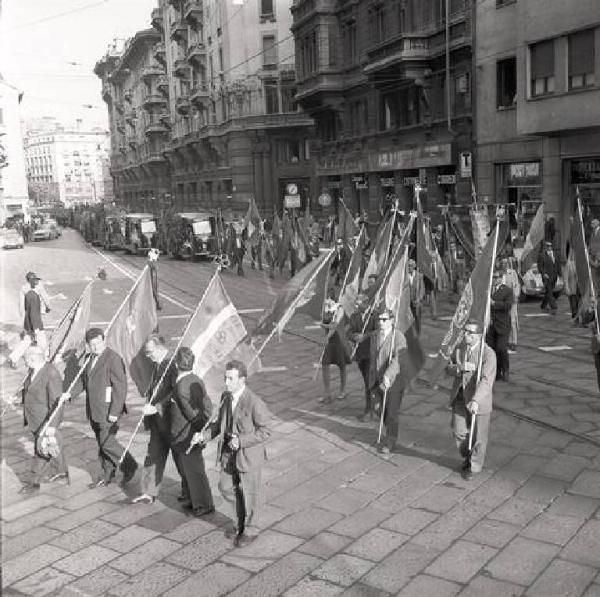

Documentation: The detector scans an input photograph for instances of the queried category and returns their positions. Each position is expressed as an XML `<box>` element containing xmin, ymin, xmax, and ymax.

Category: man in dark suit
<box><xmin>64</xmin><ymin>328</ymin><xmax>138</xmax><ymax>487</ymax></box>
<box><xmin>331</xmin><ymin>238</ymin><xmax>351</xmax><ymax>286</ymax></box>
<box><xmin>132</xmin><ymin>335</ymin><xmax>180</xmax><ymax>504</ymax></box>
<box><xmin>537</xmin><ymin>241</ymin><xmax>559</xmax><ymax>315</ymax></box>
<box><xmin>19</xmin><ymin>346</ymin><xmax>69</xmax><ymax>493</ymax></box>
<box><xmin>486</xmin><ymin>269</ymin><xmax>513</xmax><ymax>382</ymax></box>
<box><xmin>449</xmin><ymin>321</ymin><xmax>496</xmax><ymax>480</ymax></box>
<box><xmin>198</xmin><ymin>360</ymin><xmax>272</xmax><ymax>547</ymax></box>
<box><xmin>407</xmin><ymin>259</ymin><xmax>425</xmax><ymax>335</ymax></box>
<box><xmin>368</xmin><ymin>308</ymin><xmax>409</xmax><ymax>459</ymax></box>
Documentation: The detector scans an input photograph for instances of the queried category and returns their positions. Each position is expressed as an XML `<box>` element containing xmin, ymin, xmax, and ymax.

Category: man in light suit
<box><xmin>63</xmin><ymin>328</ymin><xmax>138</xmax><ymax>488</ymax></box>
<box><xmin>449</xmin><ymin>321</ymin><xmax>496</xmax><ymax>480</ymax></box>
<box><xmin>368</xmin><ymin>308</ymin><xmax>409</xmax><ymax>459</ymax></box>
<box><xmin>198</xmin><ymin>360</ymin><xmax>272</xmax><ymax>547</ymax></box>
<box><xmin>407</xmin><ymin>259</ymin><xmax>425</xmax><ymax>335</ymax></box>
<box><xmin>19</xmin><ymin>346</ymin><xmax>69</xmax><ymax>493</ymax></box>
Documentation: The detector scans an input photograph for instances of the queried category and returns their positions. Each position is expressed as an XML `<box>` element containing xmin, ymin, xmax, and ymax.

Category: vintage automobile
<box><xmin>2</xmin><ymin>228</ymin><xmax>24</xmax><ymax>249</ymax></box>
<box><xmin>123</xmin><ymin>213</ymin><xmax>157</xmax><ymax>254</ymax></box>
<box><xmin>166</xmin><ymin>212</ymin><xmax>218</xmax><ymax>260</ymax></box>
<box><xmin>103</xmin><ymin>215</ymin><xmax>126</xmax><ymax>250</ymax></box>
<box><xmin>33</xmin><ymin>222</ymin><xmax>60</xmax><ymax>241</ymax></box>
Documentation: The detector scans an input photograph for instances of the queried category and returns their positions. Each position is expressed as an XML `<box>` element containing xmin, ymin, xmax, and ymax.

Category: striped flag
<box><xmin>184</xmin><ymin>273</ymin><xmax>259</xmax><ymax>399</ymax></box>
<box><xmin>339</xmin><ymin>227</ymin><xmax>368</xmax><ymax>317</ymax></box>
<box><xmin>519</xmin><ymin>203</ymin><xmax>544</xmax><ymax>274</ymax></box>
<box><xmin>243</xmin><ymin>197</ymin><xmax>262</xmax><ymax>246</ymax></box>
<box><xmin>361</xmin><ymin>215</ymin><xmax>394</xmax><ymax>289</ymax></box>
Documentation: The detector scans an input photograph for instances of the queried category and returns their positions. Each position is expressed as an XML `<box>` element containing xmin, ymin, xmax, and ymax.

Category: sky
<box><xmin>1</xmin><ymin>0</ymin><xmax>158</xmax><ymax>130</ymax></box>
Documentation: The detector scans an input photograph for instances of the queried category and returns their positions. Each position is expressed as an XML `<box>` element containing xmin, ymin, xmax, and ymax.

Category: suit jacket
<box><xmin>537</xmin><ymin>251</ymin><xmax>559</xmax><ymax>282</ymax></box>
<box><xmin>210</xmin><ymin>387</ymin><xmax>272</xmax><ymax>473</ymax></box>
<box><xmin>367</xmin><ymin>329</ymin><xmax>409</xmax><ymax>393</ymax></box>
<box><xmin>22</xmin><ymin>363</ymin><xmax>64</xmax><ymax>434</ymax></box>
<box><xmin>490</xmin><ymin>284</ymin><xmax>513</xmax><ymax>335</ymax></box>
<box><xmin>144</xmin><ymin>358</ymin><xmax>177</xmax><ymax>434</ymax></box>
<box><xmin>71</xmin><ymin>348</ymin><xmax>128</xmax><ymax>424</ymax></box>
<box><xmin>449</xmin><ymin>341</ymin><xmax>496</xmax><ymax>414</ymax></box>
<box><xmin>170</xmin><ymin>373</ymin><xmax>212</xmax><ymax>452</ymax></box>
<box><xmin>348</xmin><ymin>311</ymin><xmax>376</xmax><ymax>362</ymax></box>
<box><xmin>408</xmin><ymin>271</ymin><xmax>425</xmax><ymax>304</ymax></box>
<box><xmin>589</xmin><ymin>228</ymin><xmax>600</xmax><ymax>265</ymax></box>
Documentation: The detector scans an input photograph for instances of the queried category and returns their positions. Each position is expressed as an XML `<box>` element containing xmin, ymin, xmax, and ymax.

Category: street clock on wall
<box><xmin>286</xmin><ymin>183</ymin><xmax>298</xmax><ymax>196</ymax></box>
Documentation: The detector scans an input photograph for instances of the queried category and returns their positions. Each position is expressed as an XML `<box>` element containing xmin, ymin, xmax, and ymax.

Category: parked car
<box><xmin>122</xmin><ymin>213</ymin><xmax>157</xmax><ymax>254</ymax></box>
<box><xmin>2</xmin><ymin>229</ymin><xmax>24</xmax><ymax>249</ymax></box>
<box><xmin>519</xmin><ymin>263</ymin><xmax>564</xmax><ymax>301</ymax></box>
<box><xmin>45</xmin><ymin>218</ymin><xmax>62</xmax><ymax>236</ymax></box>
<box><xmin>164</xmin><ymin>212</ymin><xmax>218</xmax><ymax>260</ymax></box>
<box><xmin>33</xmin><ymin>223</ymin><xmax>60</xmax><ymax>241</ymax></box>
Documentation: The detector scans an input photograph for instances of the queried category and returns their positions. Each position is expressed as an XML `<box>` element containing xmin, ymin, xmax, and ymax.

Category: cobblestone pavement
<box><xmin>2</xmin><ymin>230</ymin><xmax>600</xmax><ymax>597</ymax></box>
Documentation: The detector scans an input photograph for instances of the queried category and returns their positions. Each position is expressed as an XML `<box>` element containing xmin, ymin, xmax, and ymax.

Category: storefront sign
<box><xmin>572</xmin><ymin>159</ymin><xmax>600</xmax><ymax>184</ymax></box>
<box><xmin>403</xmin><ymin>177</ymin><xmax>419</xmax><ymax>186</ymax></box>
<box><xmin>284</xmin><ymin>194</ymin><xmax>301</xmax><ymax>209</ymax></box>
<box><xmin>380</xmin><ymin>177</ymin><xmax>395</xmax><ymax>187</ymax></box>
<box><xmin>460</xmin><ymin>152</ymin><xmax>472</xmax><ymax>178</ymax></box>
<box><xmin>437</xmin><ymin>175</ymin><xmax>457</xmax><ymax>185</ymax></box>
<box><xmin>328</xmin><ymin>180</ymin><xmax>341</xmax><ymax>189</ymax></box>
<box><xmin>318</xmin><ymin>193</ymin><xmax>332</xmax><ymax>207</ymax></box>
<box><xmin>351</xmin><ymin>175</ymin><xmax>365</xmax><ymax>183</ymax></box>
<box><xmin>355</xmin><ymin>182</ymin><xmax>368</xmax><ymax>190</ymax></box>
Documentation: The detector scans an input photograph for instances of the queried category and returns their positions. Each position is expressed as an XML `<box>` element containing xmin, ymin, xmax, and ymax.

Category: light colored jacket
<box><xmin>563</xmin><ymin>259</ymin><xmax>577</xmax><ymax>296</ymax></box>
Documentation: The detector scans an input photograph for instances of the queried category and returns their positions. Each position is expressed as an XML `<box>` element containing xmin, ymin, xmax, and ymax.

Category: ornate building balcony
<box><xmin>170</xmin><ymin>20</ymin><xmax>188</xmax><ymax>43</ymax></box>
<box><xmin>114</xmin><ymin>101</ymin><xmax>124</xmax><ymax>114</ymax></box>
<box><xmin>145</xmin><ymin>119</ymin><xmax>170</xmax><ymax>137</ymax></box>
<box><xmin>141</xmin><ymin>64</ymin><xmax>164</xmax><ymax>81</ymax></box>
<box><xmin>157</xmin><ymin>75</ymin><xmax>170</xmax><ymax>95</ymax></box>
<box><xmin>175</xmin><ymin>95</ymin><xmax>192</xmax><ymax>115</ymax></box>
<box><xmin>116</xmin><ymin>120</ymin><xmax>126</xmax><ymax>134</ymax></box>
<box><xmin>124</xmin><ymin>88</ymin><xmax>133</xmax><ymax>103</ymax></box>
<box><xmin>142</xmin><ymin>93</ymin><xmax>167</xmax><ymax>110</ymax></box>
<box><xmin>184</xmin><ymin>1</ymin><xmax>203</xmax><ymax>28</ymax></box>
<box><xmin>102</xmin><ymin>81</ymin><xmax>112</xmax><ymax>102</ymax></box>
<box><xmin>174</xmin><ymin>58</ymin><xmax>191</xmax><ymax>79</ymax></box>
<box><xmin>151</xmin><ymin>7</ymin><xmax>163</xmax><ymax>32</ymax></box>
<box><xmin>186</xmin><ymin>42</ymin><xmax>206</xmax><ymax>66</ymax></box>
<box><xmin>364</xmin><ymin>34</ymin><xmax>430</xmax><ymax>79</ymax></box>
<box><xmin>190</xmin><ymin>84</ymin><xmax>209</xmax><ymax>107</ymax></box>
<box><xmin>127</xmin><ymin>137</ymin><xmax>138</xmax><ymax>149</ymax></box>
<box><xmin>125</xmin><ymin>109</ymin><xmax>137</xmax><ymax>126</ymax></box>
<box><xmin>153</xmin><ymin>42</ymin><xmax>166</xmax><ymax>65</ymax></box>
<box><xmin>159</xmin><ymin>112</ymin><xmax>172</xmax><ymax>128</ymax></box>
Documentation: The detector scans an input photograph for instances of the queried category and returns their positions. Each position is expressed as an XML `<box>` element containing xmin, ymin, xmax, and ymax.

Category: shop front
<box><xmin>567</xmin><ymin>158</ymin><xmax>600</xmax><ymax>219</ymax></box>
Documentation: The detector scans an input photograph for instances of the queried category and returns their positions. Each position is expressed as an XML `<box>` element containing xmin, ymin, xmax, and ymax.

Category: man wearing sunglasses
<box><xmin>448</xmin><ymin>321</ymin><xmax>496</xmax><ymax>480</ymax></box>
<box><xmin>368</xmin><ymin>308</ymin><xmax>409</xmax><ymax>459</ymax></box>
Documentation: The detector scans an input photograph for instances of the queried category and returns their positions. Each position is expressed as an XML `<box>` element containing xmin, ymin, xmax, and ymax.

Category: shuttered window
<box><xmin>569</xmin><ymin>28</ymin><xmax>595</xmax><ymax>89</ymax></box>
<box><xmin>530</xmin><ymin>39</ymin><xmax>555</xmax><ymax>96</ymax></box>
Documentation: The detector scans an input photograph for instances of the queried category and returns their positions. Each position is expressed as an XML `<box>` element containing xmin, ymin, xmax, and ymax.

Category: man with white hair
<box><xmin>19</xmin><ymin>345</ymin><xmax>69</xmax><ymax>493</ymax></box>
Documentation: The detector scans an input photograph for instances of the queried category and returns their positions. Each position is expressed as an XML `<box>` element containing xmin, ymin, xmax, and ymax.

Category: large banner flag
<box><xmin>519</xmin><ymin>203</ymin><xmax>544</xmax><ymax>273</ymax></box>
<box><xmin>253</xmin><ymin>248</ymin><xmax>335</xmax><ymax>338</ymax></box>
<box><xmin>361</xmin><ymin>214</ymin><xmax>394</xmax><ymax>289</ymax></box>
<box><xmin>279</xmin><ymin>211</ymin><xmax>293</xmax><ymax>268</ymax></box>
<box><xmin>183</xmin><ymin>273</ymin><xmax>259</xmax><ymax>399</ymax></box>
<box><xmin>50</xmin><ymin>282</ymin><xmax>92</xmax><ymax>364</ymax></box>
<box><xmin>298</xmin><ymin>248</ymin><xmax>334</xmax><ymax>321</ymax></box>
<box><xmin>572</xmin><ymin>192</ymin><xmax>595</xmax><ymax>305</ymax></box>
<box><xmin>416</xmin><ymin>208</ymin><xmax>436</xmax><ymax>283</ymax></box>
<box><xmin>470</xmin><ymin>204</ymin><xmax>491</xmax><ymax>254</ymax></box>
<box><xmin>338</xmin><ymin>199</ymin><xmax>360</xmax><ymax>243</ymax></box>
<box><xmin>382</xmin><ymin>247</ymin><xmax>425</xmax><ymax>383</ymax></box>
<box><xmin>340</xmin><ymin>227</ymin><xmax>368</xmax><ymax>317</ymax></box>
<box><xmin>243</xmin><ymin>197</ymin><xmax>262</xmax><ymax>246</ymax></box>
<box><xmin>106</xmin><ymin>266</ymin><xmax>158</xmax><ymax>394</ymax></box>
<box><xmin>293</xmin><ymin>211</ymin><xmax>312</xmax><ymax>266</ymax></box>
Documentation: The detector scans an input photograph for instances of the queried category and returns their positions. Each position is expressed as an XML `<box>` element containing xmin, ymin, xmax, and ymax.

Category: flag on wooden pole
<box><xmin>519</xmin><ymin>203</ymin><xmax>544</xmax><ymax>274</ymax></box>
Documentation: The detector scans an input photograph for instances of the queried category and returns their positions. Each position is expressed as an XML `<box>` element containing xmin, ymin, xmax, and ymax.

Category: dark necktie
<box><xmin>223</xmin><ymin>392</ymin><xmax>233</xmax><ymax>438</ymax></box>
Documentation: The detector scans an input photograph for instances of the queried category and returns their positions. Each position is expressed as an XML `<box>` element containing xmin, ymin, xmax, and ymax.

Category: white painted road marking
<box><xmin>259</xmin><ymin>365</ymin><xmax>287</xmax><ymax>372</ymax></box>
<box><xmin>525</xmin><ymin>313</ymin><xmax>550</xmax><ymax>317</ymax></box>
<box><xmin>238</xmin><ymin>308</ymin><xmax>265</xmax><ymax>314</ymax></box>
<box><xmin>305</xmin><ymin>325</ymin><xmax>321</xmax><ymax>330</ymax></box>
<box><xmin>102</xmin><ymin>289</ymin><xmax>114</xmax><ymax>295</ymax></box>
<box><xmin>538</xmin><ymin>345</ymin><xmax>573</xmax><ymax>352</ymax></box>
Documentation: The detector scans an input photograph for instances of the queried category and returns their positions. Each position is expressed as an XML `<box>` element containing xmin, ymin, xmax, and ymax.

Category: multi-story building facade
<box><xmin>292</xmin><ymin>0</ymin><xmax>474</xmax><ymax>219</ymax></box>
<box><xmin>476</xmin><ymin>0</ymin><xmax>600</xmax><ymax>252</ymax></box>
<box><xmin>0</xmin><ymin>75</ymin><xmax>29</xmax><ymax>225</ymax></box>
<box><xmin>24</xmin><ymin>125</ymin><xmax>111</xmax><ymax>206</ymax></box>
<box><xmin>96</xmin><ymin>0</ymin><xmax>315</xmax><ymax>215</ymax></box>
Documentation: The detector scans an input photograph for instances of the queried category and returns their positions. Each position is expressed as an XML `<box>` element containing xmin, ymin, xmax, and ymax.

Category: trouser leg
<box><xmin>9</xmin><ymin>334</ymin><xmax>32</xmax><ymax>365</ymax></box>
<box><xmin>172</xmin><ymin>450</ymin><xmax>190</xmax><ymax>500</ymax></box>
<box><xmin>358</xmin><ymin>359</ymin><xmax>370</xmax><ymax>411</ymax></box>
<box><xmin>496</xmin><ymin>332</ymin><xmax>510</xmax><ymax>375</ymax></box>
<box><xmin>179</xmin><ymin>449</ymin><xmax>214</xmax><ymax>510</ymax></box>
<box><xmin>338</xmin><ymin>364</ymin><xmax>347</xmax><ymax>394</ymax></box>
<box><xmin>383</xmin><ymin>390</ymin><xmax>404</xmax><ymax>450</ymax></box>
<box><xmin>31</xmin><ymin>430</ymin><xmax>68</xmax><ymax>484</ymax></box>
<box><xmin>141</xmin><ymin>428</ymin><xmax>170</xmax><ymax>497</ymax></box>
<box><xmin>469</xmin><ymin>414</ymin><xmax>490</xmax><ymax>473</ymax></box>
<box><xmin>451</xmin><ymin>401</ymin><xmax>470</xmax><ymax>460</ymax></box>
<box><xmin>93</xmin><ymin>422</ymin><xmax>137</xmax><ymax>482</ymax></box>
<box><xmin>239</xmin><ymin>469</ymin><xmax>261</xmax><ymax>536</ymax></box>
<box><xmin>322</xmin><ymin>365</ymin><xmax>331</xmax><ymax>398</ymax></box>
<box><xmin>218</xmin><ymin>467</ymin><xmax>245</xmax><ymax>533</ymax></box>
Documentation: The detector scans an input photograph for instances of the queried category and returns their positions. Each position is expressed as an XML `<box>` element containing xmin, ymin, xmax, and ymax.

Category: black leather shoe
<box><xmin>224</xmin><ymin>525</ymin><xmax>240</xmax><ymax>538</ymax></box>
<box><xmin>234</xmin><ymin>533</ymin><xmax>256</xmax><ymax>548</ymax></box>
<box><xmin>503</xmin><ymin>371</ymin><xmax>509</xmax><ymax>383</ymax></box>
<box><xmin>191</xmin><ymin>507</ymin><xmax>215</xmax><ymax>518</ymax></box>
<box><xmin>89</xmin><ymin>478</ymin><xmax>109</xmax><ymax>489</ymax></box>
<box><xmin>462</xmin><ymin>469</ymin><xmax>479</xmax><ymax>481</ymax></box>
<box><xmin>461</xmin><ymin>459</ymin><xmax>471</xmax><ymax>471</ymax></box>
<box><xmin>131</xmin><ymin>494</ymin><xmax>155</xmax><ymax>504</ymax></box>
<box><xmin>19</xmin><ymin>483</ymin><xmax>40</xmax><ymax>494</ymax></box>
<box><xmin>176</xmin><ymin>495</ymin><xmax>188</xmax><ymax>502</ymax></box>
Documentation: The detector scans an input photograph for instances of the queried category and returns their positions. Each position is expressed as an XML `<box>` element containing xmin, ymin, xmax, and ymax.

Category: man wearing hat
<box><xmin>537</xmin><ymin>241</ymin><xmax>559</xmax><ymax>315</ymax></box>
<box><xmin>407</xmin><ymin>259</ymin><xmax>425</xmax><ymax>335</ymax></box>
<box><xmin>8</xmin><ymin>271</ymin><xmax>52</xmax><ymax>368</ymax></box>
<box><xmin>63</xmin><ymin>328</ymin><xmax>138</xmax><ymax>487</ymax></box>
<box><xmin>486</xmin><ymin>269</ymin><xmax>513</xmax><ymax>382</ymax></box>
<box><xmin>449</xmin><ymin>321</ymin><xmax>496</xmax><ymax>480</ymax></box>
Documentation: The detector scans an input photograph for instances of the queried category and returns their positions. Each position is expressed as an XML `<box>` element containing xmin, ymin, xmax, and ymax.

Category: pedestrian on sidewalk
<box><xmin>18</xmin><ymin>346</ymin><xmax>69</xmax><ymax>494</ymax></box>
<box><xmin>169</xmin><ymin>347</ymin><xmax>214</xmax><ymax>517</ymax></box>
<box><xmin>501</xmin><ymin>257</ymin><xmax>521</xmax><ymax>352</ymax></box>
<box><xmin>132</xmin><ymin>335</ymin><xmax>180</xmax><ymax>505</ymax></box>
<box><xmin>537</xmin><ymin>241</ymin><xmax>559</xmax><ymax>315</ymax></box>
<box><xmin>449</xmin><ymin>321</ymin><xmax>496</xmax><ymax>480</ymax></box>
<box><xmin>368</xmin><ymin>308</ymin><xmax>409</xmax><ymax>459</ymax></box>
<box><xmin>200</xmin><ymin>360</ymin><xmax>273</xmax><ymax>547</ymax></box>
<box><xmin>8</xmin><ymin>271</ymin><xmax>52</xmax><ymax>368</ymax></box>
<box><xmin>563</xmin><ymin>247</ymin><xmax>579</xmax><ymax>321</ymax></box>
<box><xmin>318</xmin><ymin>289</ymin><xmax>350</xmax><ymax>404</ymax></box>
<box><xmin>486</xmin><ymin>269</ymin><xmax>513</xmax><ymax>382</ymax></box>
<box><xmin>407</xmin><ymin>259</ymin><xmax>425</xmax><ymax>335</ymax></box>
<box><xmin>62</xmin><ymin>328</ymin><xmax>138</xmax><ymax>488</ymax></box>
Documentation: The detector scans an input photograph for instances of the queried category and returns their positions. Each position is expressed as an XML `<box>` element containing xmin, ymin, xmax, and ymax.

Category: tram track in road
<box><xmin>90</xmin><ymin>243</ymin><xmax>600</xmax><ymax>447</ymax></box>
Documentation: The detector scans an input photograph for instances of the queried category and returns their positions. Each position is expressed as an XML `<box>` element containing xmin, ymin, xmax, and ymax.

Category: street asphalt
<box><xmin>2</xmin><ymin>229</ymin><xmax>600</xmax><ymax>597</ymax></box>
